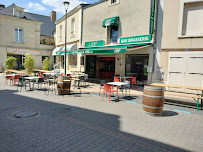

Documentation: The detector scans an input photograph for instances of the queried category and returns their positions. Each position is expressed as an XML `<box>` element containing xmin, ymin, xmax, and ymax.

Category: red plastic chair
<box><xmin>102</xmin><ymin>83</ymin><xmax>117</xmax><ymax>103</ymax></box>
<box><xmin>131</xmin><ymin>77</ymin><xmax>137</xmax><ymax>89</ymax></box>
<box><xmin>13</xmin><ymin>75</ymin><xmax>21</xmax><ymax>86</ymax></box>
<box><xmin>67</xmin><ymin>74</ymin><xmax>71</xmax><ymax>76</ymax></box>
<box><xmin>114</xmin><ymin>76</ymin><xmax>120</xmax><ymax>82</ymax></box>
<box><xmin>38</xmin><ymin>73</ymin><xmax>43</xmax><ymax>78</ymax></box>
<box><xmin>60</xmin><ymin>72</ymin><xmax>64</xmax><ymax>76</ymax></box>
<box><xmin>5</xmin><ymin>75</ymin><xmax>13</xmax><ymax>85</ymax></box>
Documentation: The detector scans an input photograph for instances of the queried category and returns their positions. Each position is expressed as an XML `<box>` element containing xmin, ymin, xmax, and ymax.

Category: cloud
<box><xmin>41</xmin><ymin>0</ymin><xmax>87</xmax><ymax>15</ymax></box>
<box><xmin>27</xmin><ymin>2</ymin><xmax>46</xmax><ymax>11</ymax></box>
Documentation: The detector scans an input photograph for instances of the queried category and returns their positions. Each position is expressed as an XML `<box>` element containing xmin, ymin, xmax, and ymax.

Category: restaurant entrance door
<box><xmin>86</xmin><ymin>55</ymin><xmax>96</xmax><ymax>78</ymax></box>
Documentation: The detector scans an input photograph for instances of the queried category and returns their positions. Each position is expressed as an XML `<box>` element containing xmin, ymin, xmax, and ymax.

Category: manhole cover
<box><xmin>15</xmin><ymin>111</ymin><xmax>37</xmax><ymax>118</ymax></box>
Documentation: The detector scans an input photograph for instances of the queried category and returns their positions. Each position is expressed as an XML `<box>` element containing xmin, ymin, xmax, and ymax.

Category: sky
<box><xmin>1</xmin><ymin>0</ymin><xmax>100</xmax><ymax>19</ymax></box>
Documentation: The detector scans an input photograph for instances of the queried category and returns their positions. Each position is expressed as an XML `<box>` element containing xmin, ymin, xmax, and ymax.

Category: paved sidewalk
<box><xmin>0</xmin><ymin>74</ymin><xmax>203</xmax><ymax>152</ymax></box>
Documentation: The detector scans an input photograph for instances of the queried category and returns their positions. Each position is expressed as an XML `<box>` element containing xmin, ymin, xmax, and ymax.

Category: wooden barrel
<box><xmin>142</xmin><ymin>85</ymin><xmax>164</xmax><ymax>115</ymax></box>
<box><xmin>57</xmin><ymin>76</ymin><xmax>71</xmax><ymax>95</ymax></box>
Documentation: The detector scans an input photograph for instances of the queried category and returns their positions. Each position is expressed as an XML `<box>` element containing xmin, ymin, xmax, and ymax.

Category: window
<box><xmin>59</xmin><ymin>25</ymin><xmax>62</xmax><ymax>41</ymax></box>
<box><xmin>178</xmin><ymin>0</ymin><xmax>203</xmax><ymax>37</ymax></box>
<box><xmin>111</xmin><ymin>0</ymin><xmax>117</xmax><ymax>4</ymax></box>
<box><xmin>182</xmin><ymin>2</ymin><xmax>203</xmax><ymax>36</ymax></box>
<box><xmin>80</xmin><ymin>56</ymin><xmax>84</xmax><ymax>65</ymax></box>
<box><xmin>15</xmin><ymin>10</ymin><xmax>22</xmax><ymax>17</ymax></box>
<box><xmin>110</xmin><ymin>26</ymin><xmax>118</xmax><ymax>43</ymax></box>
<box><xmin>54</xmin><ymin>56</ymin><xmax>56</xmax><ymax>63</ymax></box>
<box><xmin>71</xmin><ymin>18</ymin><xmax>75</xmax><ymax>37</ymax></box>
<box><xmin>70</xmin><ymin>54</ymin><xmax>77</xmax><ymax>65</ymax></box>
<box><xmin>15</xmin><ymin>28</ymin><xmax>23</xmax><ymax>43</ymax></box>
<box><xmin>42</xmin><ymin>56</ymin><xmax>49</xmax><ymax>62</ymax></box>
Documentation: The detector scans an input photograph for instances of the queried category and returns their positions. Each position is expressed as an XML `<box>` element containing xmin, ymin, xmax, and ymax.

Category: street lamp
<box><xmin>63</xmin><ymin>1</ymin><xmax>70</xmax><ymax>76</ymax></box>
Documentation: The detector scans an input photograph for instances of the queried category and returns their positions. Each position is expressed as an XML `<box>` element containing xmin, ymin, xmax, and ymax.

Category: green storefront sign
<box><xmin>85</xmin><ymin>40</ymin><xmax>104</xmax><ymax>47</ymax></box>
<box><xmin>120</xmin><ymin>35</ymin><xmax>151</xmax><ymax>45</ymax></box>
<box><xmin>150</xmin><ymin>0</ymin><xmax>156</xmax><ymax>34</ymax></box>
<box><xmin>56</xmin><ymin>49</ymin><xmax>126</xmax><ymax>55</ymax></box>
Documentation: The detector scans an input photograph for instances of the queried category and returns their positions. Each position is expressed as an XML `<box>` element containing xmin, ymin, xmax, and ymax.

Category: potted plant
<box><xmin>42</xmin><ymin>57</ymin><xmax>50</xmax><ymax>70</ymax></box>
<box><xmin>5</xmin><ymin>56</ymin><xmax>17</xmax><ymax>70</ymax></box>
<box><xmin>23</xmin><ymin>53</ymin><xmax>35</xmax><ymax>75</ymax></box>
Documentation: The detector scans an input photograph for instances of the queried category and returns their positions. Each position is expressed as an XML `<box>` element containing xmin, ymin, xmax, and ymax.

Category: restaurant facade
<box><xmin>79</xmin><ymin>0</ymin><xmax>156</xmax><ymax>84</ymax></box>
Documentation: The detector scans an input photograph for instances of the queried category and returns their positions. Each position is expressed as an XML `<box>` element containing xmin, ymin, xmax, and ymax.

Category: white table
<box><xmin>119</xmin><ymin>76</ymin><xmax>132</xmax><ymax>81</ymax></box>
<box><xmin>107</xmin><ymin>82</ymin><xmax>128</xmax><ymax>101</ymax></box>
<box><xmin>23</xmin><ymin>77</ymin><xmax>41</xmax><ymax>90</ymax></box>
<box><xmin>43</xmin><ymin>73</ymin><xmax>57</xmax><ymax>76</ymax></box>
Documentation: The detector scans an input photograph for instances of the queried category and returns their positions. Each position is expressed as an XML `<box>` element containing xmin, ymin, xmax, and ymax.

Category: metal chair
<box><xmin>99</xmin><ymin>80</ymin><xmax>106</xmax><ymax>96</ymax></box>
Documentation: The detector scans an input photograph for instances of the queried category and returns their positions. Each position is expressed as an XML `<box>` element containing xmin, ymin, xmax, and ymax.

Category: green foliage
<box><xmin>42</xmin><ymin>57</ymin><xmax>50</xmax><ymax>70</ymax></box>
<box><xmin>19</xmin><ymin>64</ymin><xmax>25</xmax><ymax>70</ymax></box>
<box><xmin>23</xmin><ymin>53</ymin><xmax>35</xmax><ymax>74</ymax></box>
<box><xmin>5</xmin><ymin>56</ymin><xmax>17</xmax><ymax>69</ymax></box>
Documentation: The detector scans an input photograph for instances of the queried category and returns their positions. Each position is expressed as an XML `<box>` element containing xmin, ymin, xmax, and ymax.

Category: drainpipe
<box><xmin>80</xmin><ymin>5</ymin><xmax>84</xmax><ymax>46</ymax></box>
<box><xmin>151</xmin><ymin>0</ymin><xmax>160</xmax><ymax>82</ymax></box>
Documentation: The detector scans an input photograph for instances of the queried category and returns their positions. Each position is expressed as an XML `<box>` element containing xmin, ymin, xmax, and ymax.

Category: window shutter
<box><xmin>183</xmin><ymin>3</ymin><xmax>203</xmax><ymax>35</ymax></box>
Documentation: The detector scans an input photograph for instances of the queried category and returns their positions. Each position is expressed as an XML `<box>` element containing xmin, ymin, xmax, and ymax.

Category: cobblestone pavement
<box><xmin>0</xmin><ymin>74</ymin><xmax>203</xmax><ymax>152</ymax></box>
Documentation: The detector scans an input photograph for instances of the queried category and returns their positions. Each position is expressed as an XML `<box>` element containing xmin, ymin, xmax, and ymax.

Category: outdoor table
<box><xmin>119</xmin><ymin>76</ymin><xmax>132</xmax><ymax>81</ymax></box>
<box><xmin>43</xmin><ymin>73</ymin><xmax>57</xmax><ymax>76</ymax></box>
<box><xmin>107</xmin><ymin>82</ymin><xmax>128</xmax><ymax>101</ymax></box>
<box><xmin>150</xmin><ymin>83</ymin><xmax>203</xmax><ymax>110</ymax></box>
<box><xmin>23</xmin><ymin>77</ymin><xmax>41</xmax><ymax>90</ymax></box>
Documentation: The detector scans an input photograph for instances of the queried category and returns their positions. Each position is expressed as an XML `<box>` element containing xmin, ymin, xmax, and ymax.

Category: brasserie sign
<box><xmin>120</xmin><ymin>35</ymin><xmax>151</xmax><ymax>45</ymax></box>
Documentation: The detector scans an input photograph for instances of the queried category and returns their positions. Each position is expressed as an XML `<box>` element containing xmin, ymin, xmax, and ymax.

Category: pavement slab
<box><xmin>0</xmin><ymin>74</ymin><xmax>203</xmax><ymax>152</ymax></box>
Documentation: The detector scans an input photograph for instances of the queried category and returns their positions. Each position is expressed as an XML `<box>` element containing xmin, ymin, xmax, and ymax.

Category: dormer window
<box><xmin>13</xmin><ymin>6</ymin><xmax>24</xmax><ymax>18</ymax></box>
<box><xmin>15</xmin><ymin>10</ymin><xmax>22</xmax><ymax>17</ymax></box>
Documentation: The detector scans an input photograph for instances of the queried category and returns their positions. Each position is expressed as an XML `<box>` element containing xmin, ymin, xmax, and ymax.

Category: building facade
<box><xmin>0</xmin><ymin>4</ymin><xmax>55</xmax><ymax>72</ymax></box>
<box><xmin>78</xmin><ymin>0</ymin><xmax>155</xmax><ymax>84</ymax></box>
<box><xmin>156</xmin><ymin>0</ymin><xmax>203</xmax><ymax>88</ymax></box>
<box><xmin>54</xmin><ymin>4</ymin><xmax>88</xmax><ymax>74</ymax></box>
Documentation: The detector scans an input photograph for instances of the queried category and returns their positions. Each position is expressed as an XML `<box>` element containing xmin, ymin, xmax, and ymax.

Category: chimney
<box><xmin>50</xmin><ymin>11</ymin><xmax>56</xmax><ymax>22</ymax></box>
<box><xmin>0</xmin><ymin>5</ymin><xmax>5</xmax><ymax>10</ymax></box>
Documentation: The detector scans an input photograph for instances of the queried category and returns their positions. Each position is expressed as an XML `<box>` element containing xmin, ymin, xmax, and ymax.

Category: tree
<box><xmin>42</xmin><ymin>57</ymin><xmax>50</xmax><ymax>70</ymax></box>
<box><xmin>24</xmin><ymin>53</ymin><xmax>35</xmax><ymax>74</ymax></box>
<box><xmin>5</xmin><ymin>56</ymin><xmax>17</xmax><ymax>69</ymax></box>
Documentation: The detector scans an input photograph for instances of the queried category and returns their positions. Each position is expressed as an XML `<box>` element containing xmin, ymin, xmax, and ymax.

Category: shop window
<box><xmin>110</xmin><ymin>26</ymin><xmax>118</xmax><ymax>43</ymax></box>
<box><xmin>15</xmin><ymin>28</ymin><xmax>23</xmax><ymax>43</ymax></box>
<box><xmin>70</xmin><ymin>54</ymin><xmax>77</xmax><ymax>65</ymax></box>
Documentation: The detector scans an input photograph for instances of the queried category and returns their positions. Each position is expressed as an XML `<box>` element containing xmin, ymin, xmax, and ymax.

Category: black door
<box><xmin>86</xmin><ymin>55</ymin><xmax>96</xmax><ymax>78</ymax></box>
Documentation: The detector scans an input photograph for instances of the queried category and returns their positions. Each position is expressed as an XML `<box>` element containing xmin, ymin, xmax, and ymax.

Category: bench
<box><xmin>150</xmin><ymin>83</ymin><xmax>203</xmax><ymax>111</ymax></box>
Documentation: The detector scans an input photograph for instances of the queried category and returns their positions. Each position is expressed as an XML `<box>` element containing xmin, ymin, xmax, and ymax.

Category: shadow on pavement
<box><xmin>0</xmin><ymin>89</ymin><xmax>189</xmax><ymax>152</ymax></box>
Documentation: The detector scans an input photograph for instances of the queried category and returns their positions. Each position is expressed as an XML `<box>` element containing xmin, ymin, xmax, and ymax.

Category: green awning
<box><xmin>56</xmin><ymin>49</ymin><xmax>125</xmax><ymax>55</ymax></box>
<box><xmin>56</xmin><ymin>43</ymin><xmax>151</xmax><ymax>55</ymax></box>
<box><xmin>102</xmin><ymin>16</ymin><xmax>119</xmax><ymax>27</ymax></box>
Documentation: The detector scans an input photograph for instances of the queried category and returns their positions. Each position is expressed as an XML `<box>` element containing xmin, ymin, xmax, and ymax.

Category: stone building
<box><xmin>154</xmin><ymin>0</ymin><xmax>203</xmax><ymax>88</ymax></box>
<box><xmin>0</xmin><ymin>3</ymin><xmax>55</xmax><ymax>72</ymax></box>
<box><xmin>78</xmin><ymin>0</ymin><xmax>156</xmax><ymax>84</ymax></box>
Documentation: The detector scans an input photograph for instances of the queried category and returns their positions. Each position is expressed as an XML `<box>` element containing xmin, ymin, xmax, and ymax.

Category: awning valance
<box><xmin>102</xmin><ymin>16</ymin><xmax>119</xmax><ymax>27</ymax></box>
<box><xmin>77</xmin><ymin>43</ymin><xmax>150</xmax><ymax>54</ymax></box>
<box><xmin>52</xmin><ymin>43</ymin><xmax>77</xmax><ymax>55</ymax></box>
